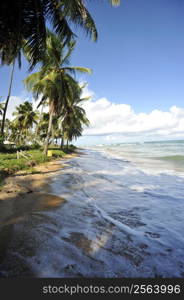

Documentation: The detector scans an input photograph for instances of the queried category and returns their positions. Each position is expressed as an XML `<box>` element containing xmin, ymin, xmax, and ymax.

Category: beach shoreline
<box><xmin>1</xmin><ymin>145</ymin><xmax>184</xmax><ymax>278</ymax></box>
<box><xmin>0</xmin><ymin>152</ymin><xmax>78</xmax><ymax>267</ymax></box>
<box><xmin>0</xmin><ymin>151</ymin><xmax>78</xmax><ymax>199</ymax></box>
<box><xmin>0</xmin><ymin>152</ymin><xmax>78</xmax><ymax>235</ymax></box>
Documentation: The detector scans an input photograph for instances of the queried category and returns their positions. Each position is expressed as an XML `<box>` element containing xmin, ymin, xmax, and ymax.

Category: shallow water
<box><xmin>1</xmin><ymin>145</ymin><xmax>184</xmax><ymax>277</ymax></box>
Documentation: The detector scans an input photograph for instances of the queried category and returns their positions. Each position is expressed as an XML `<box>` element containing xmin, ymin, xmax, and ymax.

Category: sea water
<box><xmin>1</xmin><ymin>140</ymin><xmax>184</xmax><ymax>277</ymax></box>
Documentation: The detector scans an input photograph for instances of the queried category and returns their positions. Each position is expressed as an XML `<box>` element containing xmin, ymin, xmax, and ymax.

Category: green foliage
<box><xmin>29</xmin><ymin>142</ymin><xmax>41</xmax><ymax>150</ymax></box>
<box><xmin>11</xmin><ymin>101</ymin><xmax>39</xmax><ymax>145</ymax></box>
<box><xmin>0</xmin><ymin>0</ymin><xmax>97</xmax><ymax>69</ymax></box>
<box><xmin>24</xmin><ymin>30</ymin><xmax>91</xmax><ymax>154</ymax></box>
<box><xmin>0</xmin><ymin>147</ymin><xmax>75</xmax><ymax>183</ymax></box>
<box><xmin>1</xmin><ymin>32</ymin><xmax>91</xmax><ymax>156</ymax></box>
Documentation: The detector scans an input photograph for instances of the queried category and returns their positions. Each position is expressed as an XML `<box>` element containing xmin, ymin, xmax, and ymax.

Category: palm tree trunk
<box><xmin>1</xmin><ymin>60</ymin><xmax>15</xmax><ymax>143</ymax></box>
<box><xmin>66</xmin><ymin>139</ymin><xmax>69</xmax><ymax>149</ymax></box>
<box><xmin>35</xmin><ymin>103</ymin><xmax>44</xmax><ymax>141</ymax></box>
<box><xmin>35</xmin><ymin>124</ymin><xmax>39</xmax><ymax>141</ymax></box>
<box><xmin>60</xmin><ymin>136</ymin><xmax>64</xmax><ymax>149</ymax></box>
<box><xmin>43</xmin><ymin>106</ymin><xmax>53</xmax><ymax>155</ymax></box>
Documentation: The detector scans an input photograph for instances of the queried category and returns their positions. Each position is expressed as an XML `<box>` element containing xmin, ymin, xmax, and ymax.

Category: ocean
<box><xmin>1</xmin><ymin>140</ymin><xmax>184</xmax><ymax>277</ymax></box>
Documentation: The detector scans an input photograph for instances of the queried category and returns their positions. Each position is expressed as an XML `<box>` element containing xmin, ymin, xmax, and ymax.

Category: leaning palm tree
<box><xmin>0</xmin><ymin>0</ymin><xmax>98</xmax><ymax>69</ymax></box>
<box><xmin>24</xmin><ymin>31</ymin><xmax>91</xmax><ymax>155</ymax></box>
<box><xmin>0</xmin><ymin>1</ymin><xmax>120</xmax><ymax>69</ymax></box>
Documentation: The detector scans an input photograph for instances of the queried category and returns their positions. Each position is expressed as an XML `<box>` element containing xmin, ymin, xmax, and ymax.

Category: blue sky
<box><xmin>1</xmin><ymin>0</ymin><xmax>184</xmax><ymax>112</ymax></box>
<box><xmin>1</xmin><ymin>0</ymin><xmax>184</xmax><ymax>144</ymax></box>
<box><xmin>71</xmin><ymin>0</ymin><xmax>184</xmax><ymax>113</ymax></box>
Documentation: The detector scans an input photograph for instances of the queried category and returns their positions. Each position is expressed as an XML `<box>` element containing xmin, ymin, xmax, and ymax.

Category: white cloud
<box><xmin>81</xmin><ymin>92</ymin><xmax>184</xmax><ymax>141</ymax></box>
<box><xmin>2</xmin><ymin>94</ymin><xmax>48</xmax><ymax>120</ymax></box>
<box><xmin>3</xmin><ymin>83</ymin><xmax>184</xmax><ymax>144</ymax></box>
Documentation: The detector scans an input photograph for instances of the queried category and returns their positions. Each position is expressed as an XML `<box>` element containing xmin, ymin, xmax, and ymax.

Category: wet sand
<box><xmin>0</xmin><ymin>153</ymin><xmax>77</xmax><ymax>274</ymax></box>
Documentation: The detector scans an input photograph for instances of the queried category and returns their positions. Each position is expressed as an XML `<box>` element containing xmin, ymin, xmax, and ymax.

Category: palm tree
<box><xmin>3</xmin><ymin>118</ymin><xmax>11</xmax><ymax>142</ymax></box>
<box><xmin>0</xmin><ymin>1</ymin><xmax>121</xmax><ymax>69</ymax></box>
<box><xmin>0</xmin><ymin>1</ymin><xmax>120</xmax><ymax>145</ymax></box>
<box><xmin>8</xmin><ymin>121</ymin><xmax>22</xmax><ymax>145</ymax></box>
<box><xmin>0</xmin><ymin>0</ymin><xmax>98</xmax><ymax>69</ymax></box>
<box><xmin>12</xmin><ymin>101</ymin><xmax>39</xmax><ymax>144</ymax></box>
<box><xmin>24</xmin><ymin>31</ymin><xmax>91</xmax><ymax>155</ymax></box>
<box><xmin>0</xmin><ymin>59</ymin><xmax>16</xmax><ymax>144</ymax></box>
<box><xmin>61</xmin><ymin>85</ymin><xmax>90</xmax><ymax>147</ymax></box>
<box><xmin>37</xmin><ymin>113</ymin><xmax>62</xmax><ymax>145</ymax></box>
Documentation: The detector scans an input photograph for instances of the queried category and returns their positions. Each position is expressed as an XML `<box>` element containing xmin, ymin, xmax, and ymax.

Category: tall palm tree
<box><xmin>0</xmin><ymin>59</ymin><xmax>16</xmax><ymax>144</ymax></box>
<box><xmin>12</xmin><ymin>101</ymin><xmax>39</xmax><ymax>144</ymax></box>
<box><xmin>0</xmin><ymin>32</ymin><xmax>28</xmax><ymax>145</ymax></box>
<box><xmin>24</xmin><ymin>31</ymin><xmax>91</xmax><ymax>155</ymax></box>
<box><xmin>3</xmin><ymin>118</ymin><xmax>11</xmax><ymax>142</ymax></box>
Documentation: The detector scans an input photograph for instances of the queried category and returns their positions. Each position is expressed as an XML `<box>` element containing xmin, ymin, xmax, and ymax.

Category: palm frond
<box><xmin>0</xmin><ymin>0</ymin><xmax>98</xmax><ymax>68</ymax></box>
<box><xmin>62</xmin><ymin>66</ymin><xmax>92</xmax><ymax>76</ymax></box>
<box><xmin>109</xmin><ymin>0</ymin><xmax>121</xmax><ymax>6</ymax></box>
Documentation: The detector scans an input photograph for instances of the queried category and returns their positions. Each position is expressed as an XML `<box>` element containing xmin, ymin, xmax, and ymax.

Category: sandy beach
<box><xmin>0</xmin><ymin>152</ymin><xmax>77</xmax><ymax>196</ymax></box>
<box><xmin>0</xmin><ymin>152</ymin><xmax>78</xmax><ymax>274</ymax></box>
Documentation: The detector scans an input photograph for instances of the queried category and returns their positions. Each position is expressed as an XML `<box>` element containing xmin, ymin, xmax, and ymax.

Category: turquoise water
<box><xmin>92</xmin><ymin>140</ymin><xmax>184</xmax><ymax>175</ymax></box>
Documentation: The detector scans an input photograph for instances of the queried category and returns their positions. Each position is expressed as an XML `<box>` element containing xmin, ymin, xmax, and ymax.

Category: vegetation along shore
<box><xmin>0</xmin><ymin>145</ymin><xmax>76</xmax><ymax>185</ymax></box>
